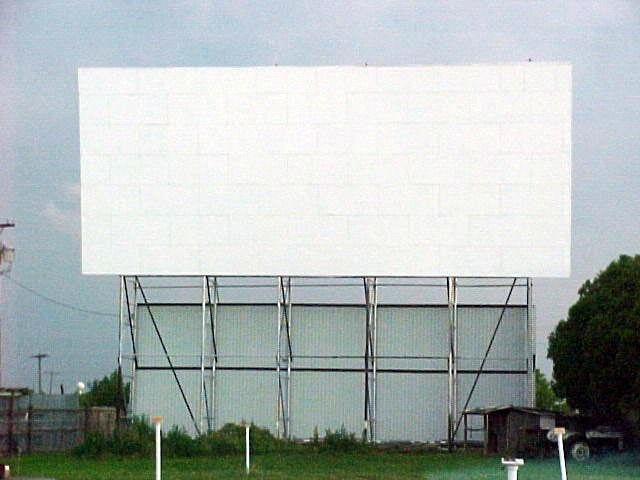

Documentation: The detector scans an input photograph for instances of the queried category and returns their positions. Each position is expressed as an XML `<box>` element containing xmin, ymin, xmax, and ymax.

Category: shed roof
<box><xmin>464</xmin><ymin>404</ymin><xmax>557</xmax><ymax>416</ymax></box>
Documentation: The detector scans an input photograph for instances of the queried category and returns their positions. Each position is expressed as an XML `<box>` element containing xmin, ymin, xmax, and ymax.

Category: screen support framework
<box><xmin>117</xmin><ymin>276</ymin><xmax>535</xmax><ymax>448</ymax></box>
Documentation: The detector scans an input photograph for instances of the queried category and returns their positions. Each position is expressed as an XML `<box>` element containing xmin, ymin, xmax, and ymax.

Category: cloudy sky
<box><xmin>1</xmin><ymin>1</ymin><xmax>639</xmax><ymax>391</ymax></box>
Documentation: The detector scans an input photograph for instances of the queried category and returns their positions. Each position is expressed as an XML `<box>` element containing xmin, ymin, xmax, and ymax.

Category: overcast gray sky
<box><xmin>1</xmin><ymin>1</ymin><xmax>639</xmax><ymax>391</ymax></box>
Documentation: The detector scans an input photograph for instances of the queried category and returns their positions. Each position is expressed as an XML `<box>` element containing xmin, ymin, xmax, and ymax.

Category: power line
<box><xmin>5</xmin><ymin>275</ymin><xmax>117</xmax><ymax>318</ymax></box>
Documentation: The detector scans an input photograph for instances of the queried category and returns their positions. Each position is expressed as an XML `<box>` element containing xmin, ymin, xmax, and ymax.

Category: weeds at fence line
<box><xmin>73</xmin><ymin>419</ymin><xmax>374</xmax><ymax>458</ymax></box>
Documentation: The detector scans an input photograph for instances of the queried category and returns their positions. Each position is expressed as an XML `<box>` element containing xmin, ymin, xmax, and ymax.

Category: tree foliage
<box><xmin>80</xmin><ymin>369</ymin><xmax>130</xmax><ymax>409</ymax></box>
<box><xmin>548</xmin><ymin>254</ymin><xmax>640</xmax><ymax>427</ymax></box>
<box><xmin>535</xmin><ymin>369</ymin><xmax>567</xmax><ymax>412</ymax></box>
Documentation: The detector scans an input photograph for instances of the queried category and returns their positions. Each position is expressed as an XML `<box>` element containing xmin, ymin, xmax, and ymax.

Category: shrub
<box><xmin>319</xmin><ymin>425</ymin><xmax>367</xmax><ymax>453</ymax></box>
<box><xmin>109</xmin><ymin>416</ymin><xmax>154</xmax><ymax>456</ymax></box>
<box><xmin>74</xmin><ymin>431</ymin><xmax>109</xmax><ymax>456</ymax></box>
<box><xmin>74</xmin><ymin>416</ymin><xmax>154</xmax><ymax>457</ymax></box>
<box><xmin>75</xmin><ymin>420</ymin><xmax>295</xmax><ymax>457</ymax></box>
<box><xmin>164</xmin><ymin>426</ymin><xmax>202</xmax><ymax>457</ymax></box>
<box><xmin>198</xmin><ymin>423</ymin><xmax>291</xmax><ymax>455</ymax></box>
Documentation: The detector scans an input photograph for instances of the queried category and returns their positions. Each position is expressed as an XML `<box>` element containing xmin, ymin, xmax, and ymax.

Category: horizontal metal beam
<box><xmin>136</xmin><ymin>366</ymin><xmax>528</xmax><ymax>375</ymax></box>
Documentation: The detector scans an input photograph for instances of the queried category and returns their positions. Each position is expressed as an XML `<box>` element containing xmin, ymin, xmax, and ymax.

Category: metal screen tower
<box><xmin>0</xmin><ymin>220</ymin><xmax>16</xmax><ymax>387</ymax></box>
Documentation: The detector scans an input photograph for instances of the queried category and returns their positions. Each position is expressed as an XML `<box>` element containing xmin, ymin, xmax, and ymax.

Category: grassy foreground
<box><xmin>1</xmin><ymin>451</ymin><xmax>638</xmax><ymax>480</ymax></box>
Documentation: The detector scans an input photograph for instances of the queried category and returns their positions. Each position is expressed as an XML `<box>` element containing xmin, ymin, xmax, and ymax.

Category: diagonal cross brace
<box><xmin>136</xmin><ymin>276</ymin><xmax>201</xmax><ymax>436</ymax></box>
<box><xmin>453</xmin><ymin>278</ymin><xmax>517</xmax><ymax>438</ymax></box>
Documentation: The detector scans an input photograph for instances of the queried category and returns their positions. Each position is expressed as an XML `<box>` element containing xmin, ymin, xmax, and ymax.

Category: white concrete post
<box><xmin>151</xmin><ymin>416</ymin><xmax>163</xmax><ymax>480</ymax></box>
<box><xmin>501</xmin><ymin>458</ymin><xmax>524</xmax><ymax>480</ymax></box>
<box><xmin>554</xmin><ymin>427</ymin><xmax>568</xmax><ymax>480</ymax></box>
<box><xmin>245</xmin><ymin>424</ymin><xmax>250</xmax><ymax>474</ymax></box>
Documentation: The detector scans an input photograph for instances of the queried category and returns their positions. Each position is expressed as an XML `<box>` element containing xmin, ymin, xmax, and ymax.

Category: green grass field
<box><xmin>2</xmin><ymin>451</ymin><xmax>638</xmax><ymax>479</ymax></box>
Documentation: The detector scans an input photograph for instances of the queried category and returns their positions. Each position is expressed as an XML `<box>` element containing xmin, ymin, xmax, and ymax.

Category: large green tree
<box><xmin>548</xmin><ymin>254</ymin><xmax>640</xmax><ymax>427</ymax></box>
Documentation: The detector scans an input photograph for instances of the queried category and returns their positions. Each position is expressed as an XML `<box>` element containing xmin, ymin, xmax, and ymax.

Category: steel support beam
<box><xmin>285</xmin><ymin>278</ymin><xmax>292</xmax><ymax>438</ymax></box>
<box><xmin>275</xmin><ymin>276</ymin><xmax>292</xmax><ymax>438</ymax></box>
<box><xmin>131</xmin><ymin>278</ymin><xmax>138</xmax><ymax>413</ymax></box>
<box><xmin>205</xmin><ymin>276</ymin><xmax>219</xmax><ymax>431</ymax></box>
<box><xmin>363</xmin><ymin>277</ymin><xmax>377</xmax><ymax>442</ymax></box>
<box><xmin>123</xmin><ymin>276</ymin><xmax>139</xmax><ymax>413</ymax></box>
<box><xmin>526</xmin><ymin>277</ymin><xmax>535</xmax><ymax>407</ymax></box>
<box><xmin>200</xmin><ymin>276</ymin><xmax>207</xmax><ymax>433</ymax></box>
<box><xmin>117</xmin><ymin>275</ymin><xmax>126</xmax><ymax>415</ymax></box>
<box><xmin>447</xmin><ymin>277</ymin><xmax>457</xmax><ymax>451</ymax></box>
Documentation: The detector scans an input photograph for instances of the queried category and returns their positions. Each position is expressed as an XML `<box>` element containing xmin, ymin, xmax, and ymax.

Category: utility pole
<box><xmin>45</xmin><ymin>371</ymin><xmax>60</xmax><ymax>394</ymax></box>
<box><xmin>0</xmin><ymin>220</ymin><xmax>16</xmax><ymax>387</ymax></box>
<box><xmin>31</xmin><ymin>353</ymin><xmax>49</xmax><ymax>394</ymax></box>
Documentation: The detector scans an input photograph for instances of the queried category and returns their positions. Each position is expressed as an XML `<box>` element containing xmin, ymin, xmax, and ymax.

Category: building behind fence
<box><xmin>0</xmin><ymin>389</ymin><xmax>117</xmax><ymax>455</ymax></box>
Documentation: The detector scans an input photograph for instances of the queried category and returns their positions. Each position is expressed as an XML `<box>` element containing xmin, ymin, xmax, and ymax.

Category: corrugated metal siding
<box><xmin>132</xmin><ymin>304</ymin><xmax>529</xmax><ymax>441</ymax></box>
<box><xmin>217</xmin><ymin>305</ymin><xmax>276</xmax><ymax>368</ymax></box>
<box><xmin>134</xmin><ymin>369</ymin><xmax>201</xmax><ymax>435</ymax></box>
<box><xmin>215</xmin><ymin>370</ymin><xmax>275</xmax><ymax>432</ymax></box>
<box><xmin>137</xmin><ymin>305</ymin><xmax>208</xmax><ymax>368</ymax></box>
<box><xmin>457</xmin><ymin>307</ymin><xmax>527</xmax><ymax>371</ymax></box>
<box><xmin>293</xmin><ymin>306</ymin><xmax>364</xmax><ymax>369</ymax></box>
<box><xmin>377</xmin><ymin>307</ymin><xmax>448</xmax><ymax>370</ymax></box>
<box><xmin>291</xmin><ymin>371</ymin><xmax>363</xmax><ymax>439</ymax></box>
<box><xmin>376</xmin><ymin>373</ymin><xmax>448</xmax><ymax>442</ymax></box>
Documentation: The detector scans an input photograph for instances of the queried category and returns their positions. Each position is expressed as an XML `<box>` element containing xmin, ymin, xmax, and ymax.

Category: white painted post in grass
<box><xmin>151</xmin><ymin>416</ymin><xmax>163</xmax><ymax>480</ymax></box>
<box><xmin>554</xmin><ymin>427</ymin><xmax>568</xmax><ymax>480</ymax></box>
<box><xmin>245</xmin><ymin>424</ymin><xmax>251</xmax><ymax>474</ymax></box>
<box><xmin>501</xmin><ymin>458</ymin><xmax>524</xmax><ymax>480</ymax></box>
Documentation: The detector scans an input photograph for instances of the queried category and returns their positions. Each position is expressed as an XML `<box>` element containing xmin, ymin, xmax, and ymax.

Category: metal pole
<box><xmin>45</xmin><ymin>371</ymin><xmax>59</xmax><ymax>395</ymax></box>
<box><xmin>118</xmin><ymin>276</ymin><xmax>124</xmax><ymax>375</ymax></box>
<box><xmin>31</xmin><ymin>353</ymin><xmax>49</xmax><ymax>394</ymax></box>
<box><xmin>371</xmin><ymin>277</ymin><xmax>378</xmax><ymax>442</ymax></box>
<box><xmin>363</xmin><ymin>278</ymin><xmax>370</xmax><ymax>441</ymax></box>
<box><xmin>276</xmin><ymin>276</ymin><xmax>282</xmax><ymax>438</ymax></box>
<box><xmin>447</xmin><ymin>277</ymin><xmax>457</xmax><ymax>451</ymax></box>
<box><xmin>245</xmin><ymin>424</ymin><xmax>250</xmax><ymax>474</ymax></box>
<box><xmin>131</xmin><ymin>277</ymin><xmax>138</xmax><ymax>413</ymax></box>
<box><xmin>285</xmin><ymin>277</ymin><xmax>292</xmax><ymax>439</ymax></box>
<box><xmin>452</xmin><ymin>278</ymin><xmax>457</xmax><ymax>445</ymax></box>
<box><xmin>200</xmin><ymin>276</ymin><xmax>207</xmax><ymax>433</ymax></box>
<box><xmin>211</xmin><ymin>277</ymin><xmax>218</xmax><ymax>430</ymax></box>
<box><xmin>151</xmin><ymin>416</ymin><xmax>163</xmax><ymax>480</ymax></box>
<box><xmin>554</xmin><ymin>428</ymin><xmax>568</xmax><ymax>480</ymax></box>
<box><xmin>526</xmin><ymin>277</ymin><xmax>535</xmax><ymax>407</ymax></box>
<box><xmin>118</xmin><ymin>275</ymin><xmax>125</xmax><ymax>414</ymax></box>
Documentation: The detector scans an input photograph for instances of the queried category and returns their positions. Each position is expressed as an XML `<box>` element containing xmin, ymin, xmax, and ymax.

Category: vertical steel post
<box><xmin>118</xmin><ymin>275</ymin><xmax>125</xmax><ymax>418</ymax></box>
<box><xmin>211</xmin><ymin>277</ymin><xmax>218</xmax><ymax>430</ymax></box>
<box><xmin>130</xmin><ymin>277</ymin><xmax>138</xmax><ymax>414</ymax></box>
<box><xmin>200</xmin><ymin>276</ymin><xmax>207</xmax><ymax>433</ymax></box>
<box><xmin>286</xmin><ymin>277</ymin><xmax>292</xmax><ymax>439</ymax></box>
<box><xmin>370</xmin><ymin>277</ymin><xmax>378</xmax><ymax>442</ymax></box>
<box><xmin>276</xmin><ymin>276</ymin><xmax>282</xmax><ymax>438</ymax></box>
<box><xmin>118</xmin><ymin>276</ymin><xmax>124</xmax><ymax>376</ymax></box>
<box><xmin>363</xmin><ymin>278</ymin><xmax>369</xmax><ymax>440</ymax></box>
<box><xmin>526</xmin><ymin>277</ymin><xmax>535</xmax><ymax>407</ymax></box>
<box><xmin>447</xmin><ymin>277</ymin><xmax>458</xmax><ymax>451</ymax></box>
<box><xmin>362</xmin><ymin>277</ymin><xmax>377</xmax><ymax>442</ymax></box>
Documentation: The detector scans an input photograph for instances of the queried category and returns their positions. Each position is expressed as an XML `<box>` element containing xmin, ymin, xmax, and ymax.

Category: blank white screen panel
<box><xmin>78</xmin><ymin>64</ymin><xmax>571</xmax><ymax>277</ymax></box>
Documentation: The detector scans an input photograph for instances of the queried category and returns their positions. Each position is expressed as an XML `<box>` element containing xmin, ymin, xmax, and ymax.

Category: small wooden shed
<box><xmin>462</xmin><ymin>405</ymin><xmax>557</xmax><ymax>457</ymax></box>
